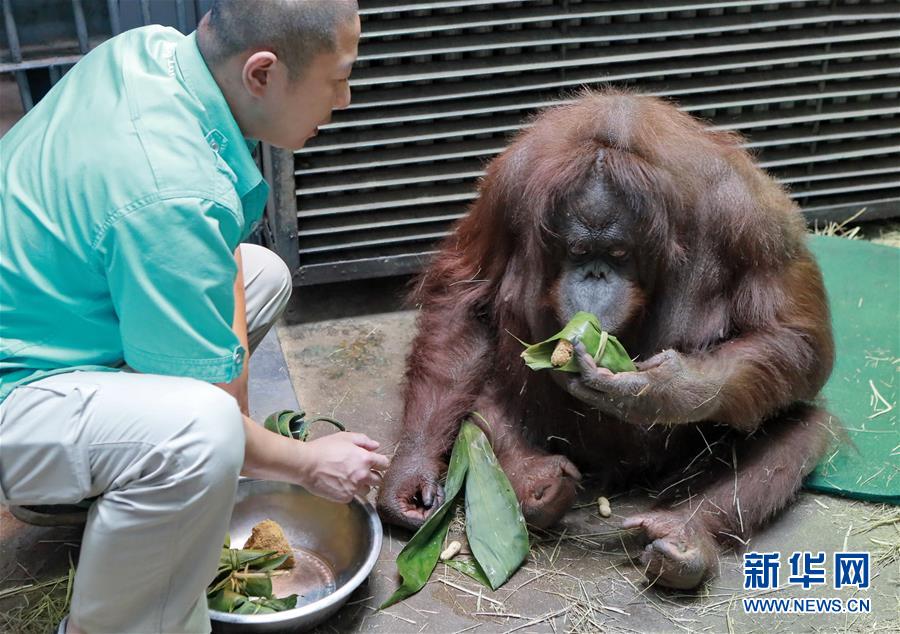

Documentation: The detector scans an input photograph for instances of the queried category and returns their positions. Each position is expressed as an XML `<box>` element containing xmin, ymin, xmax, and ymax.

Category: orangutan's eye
<box><xmin>609</xmin><ymin>247</ymin><xmax>628</xmax><ymax>260</ymax></box>
<box><xmin>569</xmin><ymin>244</ymin><xmax>588</xmax><ymax>257</ymax></box>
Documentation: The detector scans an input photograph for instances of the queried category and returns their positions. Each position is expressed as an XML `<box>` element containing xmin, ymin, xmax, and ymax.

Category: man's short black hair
<box><xmin>203</xmin><ymin>0</ymin><xmax>358</xmax><ymax>80</ymax></box>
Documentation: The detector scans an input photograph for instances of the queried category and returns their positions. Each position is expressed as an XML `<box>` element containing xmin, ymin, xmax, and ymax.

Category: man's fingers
<box><xmin>368</xmin><ymin>452</ymin><xmax>391</xmax><ymax>471</ymax></box>
<box><xmin>355</xmin><ymin>469</ymin><xmax>386</xmax><ymax>498</ymax></box>
<box><xmin>347</xmin><ymin>432</ymin><xmax>379</xmax><ymax>450</ymax></box>
<box><xmin>329</xmin><ymin>490</ymin><xmax>354</xmax><ymax>504</ymax></box>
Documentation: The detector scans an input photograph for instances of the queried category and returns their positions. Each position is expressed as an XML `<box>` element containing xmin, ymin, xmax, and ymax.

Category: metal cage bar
<box><xmin>71</xmin><ymin>0</ymin><xmax>88</xmax><ymax>54</ymax></box>
<box><xmin>107</xmin><ymin>0</ymin><xmax>120</xmax><ymax>35</ymax></box>
<box><xmin>139</xmin><ymin>0</ymin><xmax>151</xmax><ymax>26</ymax></box>
<box><xmin>2</xmin><ymin>0</ymin><xmax>32</xmax><ymax>110</ymax></box>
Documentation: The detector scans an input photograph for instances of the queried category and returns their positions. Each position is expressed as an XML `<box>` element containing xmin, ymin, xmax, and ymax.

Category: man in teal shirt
<box><xmin>0</xmin><ymin>1</ymin><xmax>388</xmax><ymax>632</ymax></box>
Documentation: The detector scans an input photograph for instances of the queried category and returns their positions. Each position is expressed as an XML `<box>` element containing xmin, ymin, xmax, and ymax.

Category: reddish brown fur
<box><xmin>379</xmin><ymin>89</ymin><xmax>836</xmax><ymax>589</ymax></box>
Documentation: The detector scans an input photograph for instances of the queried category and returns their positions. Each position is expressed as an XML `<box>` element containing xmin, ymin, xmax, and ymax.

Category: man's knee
<box><xmin>167</xmin><ymin>382</ymin><xmax>245</xmax><ymax>488</ymax></box>
<box><xmin>247</xmin><ymin>244</ymin><xmax>292</xmax><ymax>310</ymax></box>
<box><xmin>265</xmin><ymin>250</ymin><xmax>293</xmax><ymax>311</ymax></box>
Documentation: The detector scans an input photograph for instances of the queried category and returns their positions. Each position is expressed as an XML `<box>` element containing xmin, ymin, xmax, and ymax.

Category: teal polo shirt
<box><xmin>0</xmin><ymin>26</ymin><xmax>269</xmax><ymax>403</ymax></box>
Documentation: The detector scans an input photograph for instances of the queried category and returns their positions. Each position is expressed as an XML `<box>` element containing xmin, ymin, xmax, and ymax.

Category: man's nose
<box><xmin>335</xmin><ymin>84</ymin><xmax>351</xmax><ymax>110</ymax></box>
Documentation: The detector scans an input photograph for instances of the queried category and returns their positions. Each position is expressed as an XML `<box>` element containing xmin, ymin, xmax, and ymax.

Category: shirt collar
<box><xmin>174</xmin><ymin>31</ymin><xmax>266</xmax><ymax>203</ymax></box>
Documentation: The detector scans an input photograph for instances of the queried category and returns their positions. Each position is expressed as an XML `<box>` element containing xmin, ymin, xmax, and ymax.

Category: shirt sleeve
<box><xmin>97</xmin><ymin>196</ymin><xmax>246</xmax><ymax>382</ymax></box>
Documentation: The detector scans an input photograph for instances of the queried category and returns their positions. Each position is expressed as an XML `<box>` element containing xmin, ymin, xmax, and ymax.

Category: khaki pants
<box><xmin>0</xmin><ymin>244</ymin><xmax>292</xmax><ymax>633</ymax></box>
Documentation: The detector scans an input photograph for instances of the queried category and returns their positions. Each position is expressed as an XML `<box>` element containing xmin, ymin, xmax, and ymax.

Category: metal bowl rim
<box><xmin>209</xmin><ymin>480</ymin><xmax>383</xmax><ymax>625</ymax></box>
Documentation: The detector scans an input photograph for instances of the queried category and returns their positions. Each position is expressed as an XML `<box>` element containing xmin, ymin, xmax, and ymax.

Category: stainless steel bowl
<box><xmin>210</xmin><ymin>479</ymin><xmax>382</xmax><ymax>633</ymax></box>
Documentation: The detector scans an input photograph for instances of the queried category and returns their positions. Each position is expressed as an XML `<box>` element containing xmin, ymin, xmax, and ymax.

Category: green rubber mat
<box><xmin>804</xmin><ymin>235</ymin><xmax>899</xmax><ymax>503</ymax></box>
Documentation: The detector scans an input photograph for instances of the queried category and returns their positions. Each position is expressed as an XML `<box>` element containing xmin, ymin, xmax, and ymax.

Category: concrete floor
<box><xmin>1</xmin><ymin>273</ymin><xmax>897</xmax><ymax>633</ymax></box>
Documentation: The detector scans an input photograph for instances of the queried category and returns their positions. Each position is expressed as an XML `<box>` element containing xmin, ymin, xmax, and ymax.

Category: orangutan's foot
<box><xmin>623</xmin><ymin>511</ymin><xmax>718</xmax><ymax>589</ymax></box>
<box><xmin>507</xmin><ymin>453</ymin><xmax>581</xmax><ymax>528</ymax></box>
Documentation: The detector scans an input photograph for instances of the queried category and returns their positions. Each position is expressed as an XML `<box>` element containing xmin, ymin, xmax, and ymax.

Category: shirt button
<box><xmin>210</xmin><ymin>141</ymin><xmax>219</xmax><ymax>152</ymax></box>
<box><xmin>233</xmin><ymin>347</ymin><xmax>244</xmax><ymax>364</ymax></box>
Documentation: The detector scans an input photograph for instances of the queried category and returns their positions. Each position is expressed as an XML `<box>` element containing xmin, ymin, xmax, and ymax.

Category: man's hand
<box><xmin>241</xmin><ymin>415</ymin><xmax>390</xmax><ymax>504</ymax></box>
<box><xmin>296</xmin><ymin>432</ymin><xmax>390</xmax><ymax>503</ymax></box>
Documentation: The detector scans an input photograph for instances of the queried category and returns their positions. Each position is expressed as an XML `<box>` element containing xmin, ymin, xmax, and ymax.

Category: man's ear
<box><xmin>241</xmin><ymin>51</ymin><xmax>279</xmax><ymax>98</ymax></box>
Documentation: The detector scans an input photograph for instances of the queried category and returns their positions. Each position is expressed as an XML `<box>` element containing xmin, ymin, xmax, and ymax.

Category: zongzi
<box><xmin>243</xmin><ymin>519</ymin><xmax>295</xmax><ymax>569</ymax></box>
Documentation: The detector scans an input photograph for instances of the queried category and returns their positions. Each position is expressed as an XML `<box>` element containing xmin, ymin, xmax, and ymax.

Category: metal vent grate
<box><xmin>3</xmin><ymin>1</ymin><xmax>897</xmax><ymax>286</ymax></box>
<box><xmin>287</xmin><ymin>0</ymin><xmax>900</xmax><ymax>284</ymax></box>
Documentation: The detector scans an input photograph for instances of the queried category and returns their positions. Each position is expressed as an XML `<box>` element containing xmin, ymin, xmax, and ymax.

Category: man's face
<box><xmin>263</xmin><ymin>14</ymin><xmax>360</xmax><ymax>151</ymax></box>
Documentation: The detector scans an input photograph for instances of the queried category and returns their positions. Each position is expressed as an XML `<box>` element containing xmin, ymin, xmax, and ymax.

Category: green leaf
<box><xmin>258</xmin><ymin>595</ymin><xmax>298</xmax><ymax>611</ymax></box>
<box><xmin>444</xmin><ymin>558</ymin><xmax>492</xmax><ymax>587</ymax></box>
<box><xmin>264</xmin><ymin>410</ymin><xmax>347</xmax><ymax>441</ymax></box>
<box><xmin>264</xmin><ymin>410</ymin><xmax>304</xmax><ymax>438</ymax></box>
<box><xmin>304</xmin><ymin>416</ymin><xmax>347</xmax><ymax>433</ymax></box>
<box><xmin>207</xmin><ymin>589</ymin><xmax>244</xmax><ymax>613</ymax></box>
<box><xmin>221</xmin><ymin>548</ymin><xmax>280</xmax><ymax>571</ymax></box>
<box><xmin>380</xmin><ymin>426</ymin><xmax>472</xmax><ymax>609</ymax></box>
<box><xmin>253</xmin><ymin>553</ymin><xmax>290</xmax><ymax>572</ymax></box>
<box><xmin>208</xmin><ymin>586</ymin><xmax>296</xmax><ymax>614</ymax></box>
<box><xmin>520</xmin><ymin>311</ymin><xmax>603</xmax><ymax>372</ymax></box>
<box><xmin>519</xmin><ymin>311</ymin><xmax>635</xmax><ymax>373</ymax></box>
<box><xmin>596</xmin><ymin>332</ymin><xmax>637</xmax><ymax>373</ymax></box>
<box><xmin>232</xmin><ymin>598</ymin><xmax>278</xmax><ymax>615</ymax></box>
<box><xmin>461</xmin><ymin>416</ymin><xmax>529</xmax><ymax>590</ymax></box>
<box><xmin>238</xmin><ymin>573</ymin><xmax>273</xmax><ymax>599</ymax></box>
<box><xmin>207</xmin><ymin>570</ymin><xmax>232</xmax><ymax>595</ymax></box>
<box><xmin>382</xmin><ymin>416</ymin><xmax>532</xmax><ymax>605</ymax></box>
